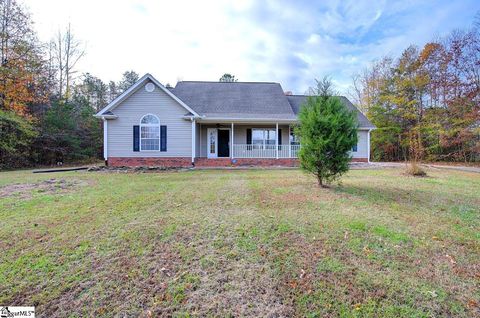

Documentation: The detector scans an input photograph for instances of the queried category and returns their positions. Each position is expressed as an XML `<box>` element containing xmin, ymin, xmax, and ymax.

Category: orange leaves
<box><xmin>0</xmin><ymin>57</ymin><xmax>48</xmax><ymax>118</ymax></box>
<box><xmin>419</xmin><ymin>42</ymin><xmax>442</xmax><ymax>63</ymax></box>
<box><xmin>362</xmin><ymin>245</ymin><xmax>373</xmax><ymax>255</ymax></box>
<box><xmin>445</xmin><ymin>254</ymin><xmax>457</xmax><ymax>266</ymax></box>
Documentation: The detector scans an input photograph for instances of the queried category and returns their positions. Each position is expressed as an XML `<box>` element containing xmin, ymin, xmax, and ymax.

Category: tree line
<box><xmin>0</xmin><ymin>0</ymin><xmax>139</xmax><ymax>168</ymax></box>
<box><xmin>1</xmin><ymin>0</ymin><xmax>479</xmax><ymax>169</ymax></box>
<box><xmin>350</xmin><ymin>20</ymin><xmax>480</xmax><ymax>162</ymax></box>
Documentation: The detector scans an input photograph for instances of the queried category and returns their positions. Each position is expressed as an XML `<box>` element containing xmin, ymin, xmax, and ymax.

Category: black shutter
<box><xmin>133</xmin><ymin>125</ymin><xmax>140</xmax><ymax>152</ymax></box>
<box><xmin>160</xmin><ymin>125</ymin><xmax>167</xmax><ymax>151</ymax></box>
<box><xmin>246</xmin><ymin>128</ymin><xmax>252</xmax><ymax>144</ymax></box>
<box><xmin>278</xmin><ymin>129</ymin><xmax>282</xmax><ymax>146</ymax></box>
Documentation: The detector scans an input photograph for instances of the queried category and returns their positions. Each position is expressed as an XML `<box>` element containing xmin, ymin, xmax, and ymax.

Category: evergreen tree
<box><xmin>219</xmin><ymin>73</ymin><xmax>237</xmax><ymax>82</ymax></box>
<box><xmin>296</xmin><ymin>84</ymin><xmax>358</xmax><ymax>187</ymax></box>
<box><xmin>118</xmin><ymin>71</ymin><xmax>139</xmax><ymax>92</ymax></box>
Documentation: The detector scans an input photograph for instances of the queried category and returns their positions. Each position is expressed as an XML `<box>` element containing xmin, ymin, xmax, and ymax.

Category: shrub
<box><xmin>405</xmin><ymin>162</ymin><xmax>427</xmax><ymax>177</ymax></box>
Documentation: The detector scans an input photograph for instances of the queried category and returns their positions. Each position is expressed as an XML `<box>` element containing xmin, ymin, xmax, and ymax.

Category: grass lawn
<box><xmin>0</xmin><ymin>167</ymin><xmax>479</xmax><ymax>317</ymax></box>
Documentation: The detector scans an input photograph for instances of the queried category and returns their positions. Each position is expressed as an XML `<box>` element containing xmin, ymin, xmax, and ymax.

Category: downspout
<box><xmin>367</xmin><ymin>128</ymin><xmax>372</xmax><ymax>163</ymax></box>
<box><xmin>103</xmin><ymin>118</ymin><xmax>108</xmax><ymax>166</ymax></box>
<box><xmin>191</xmin><ymin>118</ymin><xmax>196</xmax><ymax>166</ymax></box>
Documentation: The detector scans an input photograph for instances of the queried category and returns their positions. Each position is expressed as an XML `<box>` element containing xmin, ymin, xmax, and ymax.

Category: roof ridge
<box><xmin>178</xmin><ymin>81</ymin><xmax>279</xmax><ymax>84</ymax></box>
<box><xmin>288</xmin><ymin>94</ymin><xmax>347</xmax><ymax>97</ymax></box>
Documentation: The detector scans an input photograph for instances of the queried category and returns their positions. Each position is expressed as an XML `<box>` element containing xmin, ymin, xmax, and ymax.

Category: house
<box><xmin>95</xmin><ymin>74</ymin><xmax>375</xmax><ymax>167</ymax></box>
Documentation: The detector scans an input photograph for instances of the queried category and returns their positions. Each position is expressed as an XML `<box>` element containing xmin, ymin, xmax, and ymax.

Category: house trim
<box><xmin>95</xmin><ymin>73</ymin><xmax>200</xmax><ymax>118</ymax></box>
<box><xmin>206</xmin><ymin>127</ymin><xmax>231</xmax><ymax>158</ymax></box>
<box><xmin>191</xmin><ymin>119</ymin><xmax>196</xmax><ymax>163</ymax></box>
<box><xmin>139</xmin><ymin>113</ymin><xmax>161</xmax><ymax>152</ymax></box>
<box><xmin>194</xmin><ymin>117</ymin><xmax>374</xmax><ymax>129</ymax></box>
<box><xmin>194</xmin><ymin>117</ymin><xmax>297</xmax><ymax>124</ymax></box>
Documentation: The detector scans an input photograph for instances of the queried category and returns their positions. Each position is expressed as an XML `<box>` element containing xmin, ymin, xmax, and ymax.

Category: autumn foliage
<box><xmin>0</xmin><ymin>0</ymin><xmax>140</xmax><ymax>169</ymax></box>
<box><xmin>351</xmin><ymin>27</ymin><xmax>480</xmax><ymax>163</ymax></box>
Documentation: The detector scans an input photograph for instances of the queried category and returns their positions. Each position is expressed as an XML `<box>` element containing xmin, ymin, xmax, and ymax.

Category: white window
<box><xmin>252</xmin><ymin>128</ymin><xmax>276</xmax><ymax>149</ymax></box>
<box><xmin>289</xmin><ymin>131</ymin><xmax>300</xmax><ymax>145</ymax></box>
<box><xmin>140</xmin><ymin>114</ymin><xmax>160</xmax><ymax>151</ymax></box>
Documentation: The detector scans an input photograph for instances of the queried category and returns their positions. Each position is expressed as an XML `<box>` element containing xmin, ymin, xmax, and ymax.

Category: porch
<box><xmin>195</xmin><ymin>122</ymin><xmax>300</xmax><ymax>160</ymax></box>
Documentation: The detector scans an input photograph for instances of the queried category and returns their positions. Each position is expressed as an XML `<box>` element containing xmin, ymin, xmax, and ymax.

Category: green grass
<box><xmin>0</xmin><ymin>168</ymin><xmax>479</xmax><ymax>317</ymax></box>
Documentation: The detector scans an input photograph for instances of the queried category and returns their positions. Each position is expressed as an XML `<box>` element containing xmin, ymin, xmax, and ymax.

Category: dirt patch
<box><xmin>0</xmin><ymin>178</ymin><xmax>88</xmax><ymax>199</ymax></box>
<box><xmin>180</xmin><ymin>243</ymin><xmax>294</xmax><ymax>317</ymax></box>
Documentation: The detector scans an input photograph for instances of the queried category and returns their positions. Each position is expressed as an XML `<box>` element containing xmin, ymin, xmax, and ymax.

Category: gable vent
<box><xmin>145</xmin><ymin>83</ymin><xmax>155</xmax><ymax>92</ymax></box>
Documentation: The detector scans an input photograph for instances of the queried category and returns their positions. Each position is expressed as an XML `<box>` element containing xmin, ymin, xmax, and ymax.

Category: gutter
<box><xmin>93</xmin><ymin>114</ymin><xmax>118</xmax><ymax>119</ymax></box>
<box><xmin>190</xmin><ymin>117</ymin><xmax>298</xmax><ymax>124</ymax></box>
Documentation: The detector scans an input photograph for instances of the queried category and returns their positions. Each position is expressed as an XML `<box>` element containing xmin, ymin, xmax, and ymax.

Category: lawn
<box><xmin>0</xmin><ymin>167</ymin><xmax>479</xmax><ymax>317</ymax></box>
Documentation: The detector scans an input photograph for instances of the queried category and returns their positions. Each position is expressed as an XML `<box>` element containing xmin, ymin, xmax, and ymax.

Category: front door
<box><xmin>207</xmin><ymin>128</ymin><xmax>217</xmax><ymax>158</ymax></box>
<box><xmin>218</xmin><ymin>129</ymin><xmax>230</xmax><ymax>157</ymax></box>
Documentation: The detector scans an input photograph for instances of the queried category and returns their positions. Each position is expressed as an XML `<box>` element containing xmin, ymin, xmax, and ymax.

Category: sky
<box><xmin>23</xmin><ymin>0</ymin><xmax>479</xmax><ymax>94</ymax></box>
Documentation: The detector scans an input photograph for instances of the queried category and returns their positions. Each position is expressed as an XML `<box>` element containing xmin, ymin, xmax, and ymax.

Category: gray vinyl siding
<box><xmin>351</xmin><ymin>130</ymin><xmax>368</xmax><ymax>158</ymax></box>
<box><xmin>107</xmin><ymin>81</ymin><xmax>192</xmax><ymax>158</ymax></box>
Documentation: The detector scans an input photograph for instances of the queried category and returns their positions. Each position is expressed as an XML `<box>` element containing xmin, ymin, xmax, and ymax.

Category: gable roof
<box><xmin>171</xmin><ymin>81</ymin><xmax>297</xmax><ymax>120</ymax></box>
<box><xmin>95</xmin><ymin>73</ymin><xmax>199</xmax><ymax>118</ymax></box>
<box><xmin>95</xmin><ymin>74</ymin><xmax>374</xmax><ymax>128</ymax></box>
<box><xmin>287</xmin><ymin>95</ymin><xmax>375</xmax><ymax>128</ymax></box>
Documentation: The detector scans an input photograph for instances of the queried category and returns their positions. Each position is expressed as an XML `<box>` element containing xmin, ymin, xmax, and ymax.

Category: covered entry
<box><xmin>207</xmin><ymin>128</ymin><xmax>230</xmax><ymax>158</ymax></box>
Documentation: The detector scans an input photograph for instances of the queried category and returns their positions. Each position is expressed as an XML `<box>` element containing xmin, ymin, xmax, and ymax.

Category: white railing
<box><xmin>291</xmin><ymin>144</ymin><xmax>300</xmax><ymax>157</ymax></box>
<box><xmin>232</xmin><ymin>144</ymin><xmax>300</xmax><ymax>158</ymax></box>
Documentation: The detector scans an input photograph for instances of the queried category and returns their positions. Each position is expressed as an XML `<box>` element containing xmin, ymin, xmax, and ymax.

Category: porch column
<box><xmin>231</xmin><ymin>122</ymin><xmax>234</xmax><ymax>158</ymax></box>
<box><xmin>276</xmin><ymin>122</ymin><xmax>279</xmax><ymax>159</ymax></box>
<box><xmin>191</xmin><ymin>119</ymin><xmax>196</xmax><ymax>164</ymax></box>
<box><xmin>288</xmin><ymin>124</ymin><xmax>291</xmax><ymax>158</ymax></box>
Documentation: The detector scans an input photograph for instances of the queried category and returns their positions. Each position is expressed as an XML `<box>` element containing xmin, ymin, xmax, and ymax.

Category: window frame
<box><xmin>289</xmin><ymin>130</ymin><xmax>300</xmax><ymax>145</ymax></box>
<box><xmin>139</xmin><ymin>114</ymin><xmax>160</xmax><ymax>152</ymax></box>
<box><xmin>252</xmin><ymin>128</ymin><xmax>276</xmax><ymax>149</ymax></box>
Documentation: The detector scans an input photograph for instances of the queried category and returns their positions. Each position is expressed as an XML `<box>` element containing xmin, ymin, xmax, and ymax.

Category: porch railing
<box><xmin>232</xmin><ymin>144</ymin><xmax>300</xmax><ymax>158</ymax></box>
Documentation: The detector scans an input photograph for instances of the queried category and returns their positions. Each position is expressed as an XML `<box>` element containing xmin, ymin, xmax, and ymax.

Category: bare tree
<box><xmin>347</xmin><ymin>73</ymin><xmax>363</xmax><ymax>110</ymax></box>
<box><xmin>53</xmin><ymin>23</ymin><xmax>85</xmax><ymax>101</ymax></box>
<box><xmin>0</xmin><ymin>0</ymin><xmax>36</xmax><ymax>66</ymax></box>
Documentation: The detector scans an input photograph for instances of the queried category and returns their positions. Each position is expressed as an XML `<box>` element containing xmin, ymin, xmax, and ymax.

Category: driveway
<box><xmin>351</xmin><ymin>162</ymin><xmax>480</xmax><ymax>173</ymax></box>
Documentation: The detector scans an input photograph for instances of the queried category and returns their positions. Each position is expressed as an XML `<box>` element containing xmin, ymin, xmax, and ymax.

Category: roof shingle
<box><xmin>171</xmin><ymin>81</ymin><xmax>374</xmax><ymax>128</ymax></box>
<box><xmin>172</xmin><ymin>81</ymin><xmax>297</xmax><ymax>120</ymax></box>
<box><xmin>287</xmin><ymin>95</ymin><xmax>375</xmax><ymax>128</ymax></box>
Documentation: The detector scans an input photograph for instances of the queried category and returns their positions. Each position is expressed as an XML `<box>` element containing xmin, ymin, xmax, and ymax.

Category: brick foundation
<box><xmin>195</xmin><ymin>157</ymin><xmax>299</xmax><ymax>167</ymax></box>
<box><xmin>351</xmin><ymin>158</ymin><xmax>369</xmax><ymax>163</ymax></box>
<box><xmin>108</xmin><ymin>157</ymin><xmax>192</xmax><ymax>167</ymax></box>
<box><xmin>108</xmin><ymin>157</ymin><xmax>368</xmax><ymax>168</ymax></box>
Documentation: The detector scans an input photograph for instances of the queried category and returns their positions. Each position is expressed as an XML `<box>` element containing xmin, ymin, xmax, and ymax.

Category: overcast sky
<box><xmin>24</xmin><ymin>0</ymin><xmax>478</xmax><ymax>94</ymax></box>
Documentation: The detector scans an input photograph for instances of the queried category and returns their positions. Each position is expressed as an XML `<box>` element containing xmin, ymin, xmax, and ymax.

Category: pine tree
<box><xmin>296</xmin><ymin>93</ymin><xmax>358</xmax><ymax>187</ymax></box>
